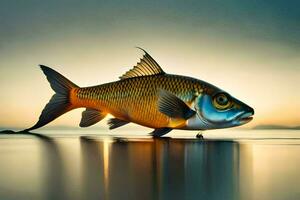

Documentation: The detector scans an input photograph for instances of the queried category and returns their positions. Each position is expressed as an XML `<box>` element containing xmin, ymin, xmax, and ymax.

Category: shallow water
<box><xmin>0</xmin><ymin>130</ymin><xmax>300</xmax><ymax>200</ymax></box>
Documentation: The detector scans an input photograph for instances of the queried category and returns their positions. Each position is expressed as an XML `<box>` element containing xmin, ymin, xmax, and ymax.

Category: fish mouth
<box><xmin>237</xmin><ymin>112</ymin><xmax>254</xmax><ymax>124</ymax></box>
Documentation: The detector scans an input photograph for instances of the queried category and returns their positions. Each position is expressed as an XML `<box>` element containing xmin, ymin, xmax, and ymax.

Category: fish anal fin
<box><xmin>108</xmin><ymin>118</ymin><xmax>129</xmax><ymax>130</ymax></box>
<box><xmin>119</xmin><ymin>48</ymin><xmax>165</xmax><ymax>80</ymax></box>
<box><xmin>158</xmin><ymin>89</ymin><xmax>196</xmax><ymax>120</ymax></box>
<box><xmin>150</xmin><ymin>128</ymin><xmax>172</xmax><ymax>137</ymax></box>
<box><xmin>79</xmin><ymin>108</ymin><xmax>106</xmax><ymax>127</ymax></box>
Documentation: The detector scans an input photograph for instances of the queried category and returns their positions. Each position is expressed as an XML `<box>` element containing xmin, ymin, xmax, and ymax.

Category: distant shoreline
<box><xmin>252</xmin><ymin>125</ymin><xmax>300</xmax><ymax>130</ymax></box>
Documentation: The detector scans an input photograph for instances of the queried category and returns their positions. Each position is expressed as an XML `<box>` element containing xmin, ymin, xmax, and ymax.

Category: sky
<box><xmin>0</xmin><ymin>0</ymin><xmax>299</xmax><ymax>129</ymax></box>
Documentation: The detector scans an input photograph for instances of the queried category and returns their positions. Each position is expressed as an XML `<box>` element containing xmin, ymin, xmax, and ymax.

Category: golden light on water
<box><xmin>102</xmin><ymin>138</ymin><xmax>113</xmax><ymax>198</ymax></box>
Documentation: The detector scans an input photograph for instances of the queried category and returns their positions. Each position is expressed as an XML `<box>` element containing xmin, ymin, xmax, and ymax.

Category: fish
<box><xmin>25</xmin><ymin>48</ymin><xmax>254</xmax><ymax>137</ymax></box>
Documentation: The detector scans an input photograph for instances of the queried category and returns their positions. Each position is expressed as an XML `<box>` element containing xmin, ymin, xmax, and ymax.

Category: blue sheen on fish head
<box><xmin>194</xmin><ymin>89</ymin><xmax>254</xmax><ymax>129</ymax></box>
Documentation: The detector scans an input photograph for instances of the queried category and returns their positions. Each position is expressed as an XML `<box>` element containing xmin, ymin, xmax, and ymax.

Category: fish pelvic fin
<box><xmin>24</xmin><ymin>65</ymin><xmax>79</xmax><ymax>132</ymax></box>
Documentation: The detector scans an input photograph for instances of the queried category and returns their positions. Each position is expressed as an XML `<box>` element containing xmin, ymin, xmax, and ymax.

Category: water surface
<box><xmin>0</xmin><ymin>130</ymin><xmax>299</xmax><ymax>200</ymax></box>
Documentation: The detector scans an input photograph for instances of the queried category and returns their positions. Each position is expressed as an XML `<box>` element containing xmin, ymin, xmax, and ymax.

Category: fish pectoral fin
<box><xmin>158</xmin><ymin>89</ymin><xmax>196</xmax><ymax>120</ymax></box>
<box><xmin>79</xmin><ymin>108</ymin><xmax>106</xmax><ymax>127</ymax></box>
<box><xmin>108</xmin><ymin>118</ymin><xmax>130</xmax><ymax>130</ymax></box>
<box><xmin>150</xmin><ymin>128</ymin><xmax>172</xmax><ymax>137</ymax></box>
<box><xmin>119</xmin><ymin>48</ymin><xmax>165</xmax><ymax>80</ymax></box>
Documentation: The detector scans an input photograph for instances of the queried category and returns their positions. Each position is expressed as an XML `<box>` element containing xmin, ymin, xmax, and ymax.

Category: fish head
<box><xmin>194</xmin><ymin>87</ymin><xmax>254</xmax><ymax>129</ymax></box>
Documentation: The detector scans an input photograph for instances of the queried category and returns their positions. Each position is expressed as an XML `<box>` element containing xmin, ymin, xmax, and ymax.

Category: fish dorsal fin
<box><xmin>119</xmin><ymin>48</ymin><xmax>165</xmax><ymax>80</ymax></box>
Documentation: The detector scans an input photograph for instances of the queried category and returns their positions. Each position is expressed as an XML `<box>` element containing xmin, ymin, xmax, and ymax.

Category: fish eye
<box><xmin>213</xmin><ymin>93</ymin><xmax>232</xmax><ymax>110</ymax></box>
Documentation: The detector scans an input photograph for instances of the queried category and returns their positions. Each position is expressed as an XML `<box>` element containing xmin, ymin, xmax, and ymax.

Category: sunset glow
<box><xmin>0</xmin><ymin>1</ymin><xmax>299</xmax><ymax>129</ymax></box>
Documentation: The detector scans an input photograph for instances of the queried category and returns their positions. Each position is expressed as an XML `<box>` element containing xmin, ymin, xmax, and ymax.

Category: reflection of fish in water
<box><xmin>25</xmin><ymin>48</ymin><xmax>254</xmax><ymax>137</ymax></box>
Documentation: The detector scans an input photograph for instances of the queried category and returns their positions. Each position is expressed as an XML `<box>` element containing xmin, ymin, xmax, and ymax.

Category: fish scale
<box><xmin>74</xmin><ymin>74</ymin><xmax>202</xmax><ymax>128</ymax></box>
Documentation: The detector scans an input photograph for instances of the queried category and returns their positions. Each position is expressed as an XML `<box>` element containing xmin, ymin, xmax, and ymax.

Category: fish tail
<box><xmin>24</xmin><ymin>65</ymin><xmax>79</xmax><ymax>132</ymax></box>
